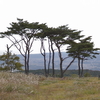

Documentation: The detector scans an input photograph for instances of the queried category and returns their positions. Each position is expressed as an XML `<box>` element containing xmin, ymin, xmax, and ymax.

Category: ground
<box><xmin>0</xmin><ymin>72</ymin><xmax>100</xmax><ymax>100</ymax></box>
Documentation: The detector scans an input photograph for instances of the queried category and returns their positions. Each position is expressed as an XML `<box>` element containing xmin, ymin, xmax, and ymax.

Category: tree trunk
<box><xmin>81</xmin><ymin>59</ymin><xmax>84</xmax><ymax>77</ymax></box>
<box><xmin>6</xmin><ymin>45</ymin><xmax>10</xmax><ymax>68</ymax></box>
<box><xmin>57</xmin><ymin>47</ymin><xmax>63</xmax><ymax>78</ymax></box>
<box><xmin>78</xmin><ymin>57</ymin><xmax>81</xmax><ymax>77</ymax></box>
<box><xmin>52</xmin><ymin>51</ymin><xmax>55</xmax><ymax>77</ymax></box>
<box><xmin>40</xmin><ymin>39</ymin><xmax>47</xmax><ymax>77</ymax></box>
<box><xmin>44</xmin><ymin>54</ymin><xmax>47</xmax><ymax>76</ymax></box>
<box><xmin>50</xmin><ymin>40</ymin><xmax>55</xmax><ymax>77</ymax></box>
<box><xmin>24</xmin><ymin>55</ymin><xmax>29</xmax><ymax>75</ymax></box>
<box><xmin>47</xmin><ymin>39</ymin><xmax>51</xmax><ymax>75</ymax></box>
<box><xmin>60</xmin><ymin>61</ymin><xmax>63</xmax><ymax>78</ymax></box>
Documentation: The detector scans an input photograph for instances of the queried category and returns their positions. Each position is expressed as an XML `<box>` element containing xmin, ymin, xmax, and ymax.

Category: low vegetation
<box><xmin>0</xmin><ymin>72</ymin><xmax>100</xmax><ymax>100</ymax></box>
<box><xmin>28</xmin><ymin>69</ymin><xmax>100</xmax><ymax>77</ymax></box>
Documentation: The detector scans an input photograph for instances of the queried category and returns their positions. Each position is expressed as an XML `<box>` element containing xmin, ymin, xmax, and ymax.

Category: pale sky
<box><xmin>0</xmin><ymin>0</ymin><xmax>100</xmax><ymax>54</ymax></box>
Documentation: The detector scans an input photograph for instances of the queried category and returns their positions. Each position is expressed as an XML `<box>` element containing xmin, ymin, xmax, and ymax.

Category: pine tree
<box><xmin>67</xmin><ymin>36</ymin><xmax>100</xmax><ymax>77</ymax></box>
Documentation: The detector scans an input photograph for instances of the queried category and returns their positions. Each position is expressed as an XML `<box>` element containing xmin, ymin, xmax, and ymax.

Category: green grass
<box><xmin>0</xmin><ymin>72</ymin><xmax>100</xmax><ymax>100</ymax></box>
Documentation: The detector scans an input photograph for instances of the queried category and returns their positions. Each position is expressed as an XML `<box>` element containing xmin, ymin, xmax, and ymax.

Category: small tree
<box><xmin>0</xmin><ymin>52</ymin><xmax>23</xmax><ymax>72</ymax></box>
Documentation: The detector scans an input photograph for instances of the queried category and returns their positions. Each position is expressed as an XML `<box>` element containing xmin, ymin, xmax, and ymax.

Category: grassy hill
<box><xmin>0</xmin><ymin>72</ymin><xmax>100</xmax><ymax>100</ymax></box>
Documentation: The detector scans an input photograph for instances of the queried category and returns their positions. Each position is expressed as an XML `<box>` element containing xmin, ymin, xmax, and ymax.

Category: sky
<box><xmin>0</xmin><ymin>0</ymin><xmax>100</xmax><ymax>54</ymax></box>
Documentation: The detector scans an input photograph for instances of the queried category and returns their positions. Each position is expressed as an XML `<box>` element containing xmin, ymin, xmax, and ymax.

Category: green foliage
<box><xmin>5</xmin><ymin>85</ymin><xmax>13</xmax><ymax>92</ymax></box>
<box><xmin>67</xmin><ymin>36</ymin><xmax>100</xmax><ymax>77</ymax></box>
<box><xmin>67</xmin><ymin>36</ymin><xmax>99</xmax><ymax>59</ymax></box>
<box><xmin>71</xmin><ymin>74</ymin><xmax>78</xmax><ymax>77</ymax></box>
<box><xmin>0</xmin><ymin>52</ymin><xmax>23</xmax><ymax>72</ymax></box>
<box><xmin>84</xmin><ymin>73</ymin><xmax>91</xmax><ymax>77</ymax></box>
<box><xmin>24</xmin><ymin>69</ymin><xmax>100</xmax><ymax>77</ymax></box>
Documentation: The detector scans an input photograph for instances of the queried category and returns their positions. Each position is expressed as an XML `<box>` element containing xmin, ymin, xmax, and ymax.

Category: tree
<box><xmin>0</xmin><ymin>52</ymin><xmax>23</xmax><ymax>72</ymax></box>
<box><xmin>43</xmin><ymin>27</ymin><xmax>57</xmax><ymax>77</ymax></box>
<box><xmin>79</xmin><ymin>36</ymin><xmax>100</xmax><ymax>77</ymax></box>
<box><xmin>67</xmin><ymin>36</ymin><xmax>100</xmax><ymax>77</ymax></box>
<box><xmin>48</xmin><ymin>25</ymin><xmax>82</xmax><ymax>77</ymax></box>
<box><xmin>0</xmin><ymin>18</ymin><xmax>46</xmax><ymax>74</ymax></box>
<box><xmin>34</xmin><ymin>26</ymin><xmax>49</xmax><ymax>77</ymax></box>
<box><xmin>40</xmin><ymin>38</ymin><xmax>48</xmax><ymax>76</ymax></box>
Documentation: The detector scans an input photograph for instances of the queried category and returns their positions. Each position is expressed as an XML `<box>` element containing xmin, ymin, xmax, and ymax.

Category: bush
<box><xmin>84</xmin><ymin>73</ymin><xmax>91</xmax><ymax>77</ymax></box>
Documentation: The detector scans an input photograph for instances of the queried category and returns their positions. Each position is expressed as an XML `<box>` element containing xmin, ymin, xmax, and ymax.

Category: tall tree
<box><xmin>40</xmin><ymin>38</ymin><xmax>47</xmax><ymax>76</ymax></box>
<box><xmin>0</xmin><ymin>18</ymin><xmax>46</xmax><ymax>74</ymax></box>
<box><xmin>49</xmin><ymin>25</ymin><xmax>82</xmax><ymax>77</ymax></box>
<box><xmin>79</xmin><ymin>36</ymin><xmax>100</xmax><ymax>77</ymax></box>
<box><xmin>44</xmin><ymin>28</ymin><xmax>56</xmax><ymax>77</ymax></box>
<box><xmin>34</xmin><ymin>27</ymin><xmax>48</xmax><ymax>76</ymax></box>
<box><xmin>67</xmin><ymin>36</ymin><xmax>100</xmax><ymax>77</ymax></box>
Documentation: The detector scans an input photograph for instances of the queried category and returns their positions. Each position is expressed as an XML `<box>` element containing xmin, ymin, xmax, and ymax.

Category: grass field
<box><xmin>0</xmin><ymin>72</ymin><xmax>100</xmax><ymax>100</ymax></box>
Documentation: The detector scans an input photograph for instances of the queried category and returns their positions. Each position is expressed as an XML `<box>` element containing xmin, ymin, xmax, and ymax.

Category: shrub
<box><xmin>84</xmin><ymin>73</ymin><xmax>91</xmax><ymax>77</ymax></box>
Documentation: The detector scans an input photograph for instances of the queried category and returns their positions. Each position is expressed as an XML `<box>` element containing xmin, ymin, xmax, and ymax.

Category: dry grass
<box><xmin>0</xmin><ymin>72</ymin><xmax>100</xmax><ymax>100</ymax></box>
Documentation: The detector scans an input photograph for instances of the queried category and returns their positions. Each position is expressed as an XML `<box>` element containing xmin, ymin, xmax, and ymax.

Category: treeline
<box><xmin>0</xmin><ymin>18</ymin><xmax>100</xmax><ymax>77</ymax></box>
<box><xmin>21</xmin><ymin>69</ymin><xmax>100</xmax><ymax>77</ymax></box>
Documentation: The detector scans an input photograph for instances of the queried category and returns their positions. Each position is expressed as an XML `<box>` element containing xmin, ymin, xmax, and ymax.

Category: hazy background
<box><xmin>0</xmin><ymin>0</ymin><xmax>100</xmax><ymax>54</ymax></box>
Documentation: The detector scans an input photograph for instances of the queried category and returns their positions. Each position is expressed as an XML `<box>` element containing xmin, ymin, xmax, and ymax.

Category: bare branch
<box><xmin>6</xmin><ymin>35</ymin><xmax>25</xmax><ymax>57</ymax></box>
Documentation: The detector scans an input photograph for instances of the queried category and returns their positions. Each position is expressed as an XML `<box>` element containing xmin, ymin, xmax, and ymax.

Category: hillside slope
<box><xmin>18</xmin><ymin>52</ymin><xmax>100</xmax><ymax>71</ymax></box>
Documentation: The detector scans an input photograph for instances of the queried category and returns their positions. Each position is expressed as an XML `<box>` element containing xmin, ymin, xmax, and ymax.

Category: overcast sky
<box><xmin>0</xmin><ymin>0</ymin><xmax>100</xmax><ymax>54</ymax></box>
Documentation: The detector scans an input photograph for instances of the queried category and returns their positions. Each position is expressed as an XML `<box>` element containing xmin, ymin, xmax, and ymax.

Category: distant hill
<box><xmin>17</xmin><ymin>52</ymin><xmax>100</xmax><ymax>71</ymax></box>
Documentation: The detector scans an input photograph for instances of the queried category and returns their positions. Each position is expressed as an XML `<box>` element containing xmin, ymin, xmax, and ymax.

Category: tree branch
<box><xmin>63</xmin><ymin>57</ymin><xmax>76</xmax><ymax>74</ymax></box>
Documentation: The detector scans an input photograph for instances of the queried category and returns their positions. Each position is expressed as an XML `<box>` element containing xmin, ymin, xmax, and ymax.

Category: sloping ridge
<box><xmin>17</xmin><ymin>52</ymin><xmax>100</xmax><ymax>71</ymax></box>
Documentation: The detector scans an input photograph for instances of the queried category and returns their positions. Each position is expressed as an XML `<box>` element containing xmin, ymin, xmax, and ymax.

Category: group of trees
<box><xmin>0</xmin><ymin>18</ymin><xmax>99</xmax><ymax>77</ymax></box>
